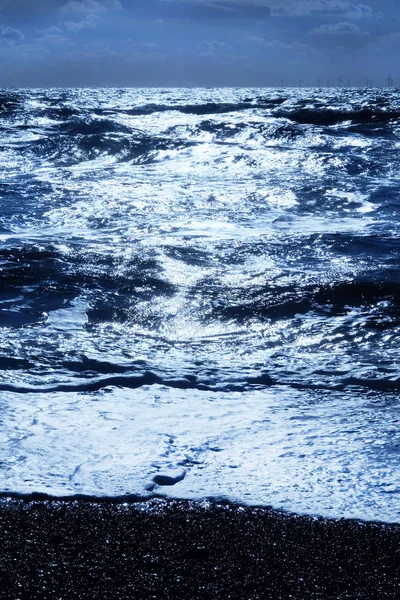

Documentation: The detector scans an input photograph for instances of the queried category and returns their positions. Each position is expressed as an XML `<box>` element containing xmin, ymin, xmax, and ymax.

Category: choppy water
<box><xmin>0</xmin><ymin>87</ymin><xmax>400</xmax><ymax>522</ymax></box>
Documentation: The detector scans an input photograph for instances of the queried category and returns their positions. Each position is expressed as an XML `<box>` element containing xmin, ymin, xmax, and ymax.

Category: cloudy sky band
<box><xmin>0</xmin><ymin>0</ymin><xmax>397</xmax><ymax>86</ymax></box>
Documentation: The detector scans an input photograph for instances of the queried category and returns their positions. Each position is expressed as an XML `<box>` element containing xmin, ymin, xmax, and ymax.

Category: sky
<box><xmin>0</xmin><ymin>0</ymin><xmax>399</xmax><ymax>86</ymax></box>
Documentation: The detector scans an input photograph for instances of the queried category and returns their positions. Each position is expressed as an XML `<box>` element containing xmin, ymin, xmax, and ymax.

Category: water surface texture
<box><xmin>1</xmin><ymin>87</ymin><xmax>400</xmax><ymax>522</ymax></box>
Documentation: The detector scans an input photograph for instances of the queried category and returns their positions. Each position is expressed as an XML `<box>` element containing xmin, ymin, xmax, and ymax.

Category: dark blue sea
<box><xmin>0</xmin><ymin>87</ymin><xmax>399</xmax><ymax>522</ymax></box>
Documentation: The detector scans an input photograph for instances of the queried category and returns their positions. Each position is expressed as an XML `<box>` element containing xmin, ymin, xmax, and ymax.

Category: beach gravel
<box><xmin>0</xmin><ymin>497</ymin><xmax>399</xmax><ymax>599</ymax></box>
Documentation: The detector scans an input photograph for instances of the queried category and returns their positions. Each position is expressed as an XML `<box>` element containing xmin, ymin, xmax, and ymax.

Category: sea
<box><xmin>0</xmin><ymin>87</ymin><xmax>399</xmax><ymax>523</ymax></box>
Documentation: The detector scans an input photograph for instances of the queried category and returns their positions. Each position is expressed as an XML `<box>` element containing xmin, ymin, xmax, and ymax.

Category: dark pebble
<box><xmin>153</xmin><ymin>471</ymin><xmax>186</xmax><ymax>486</ymax></box>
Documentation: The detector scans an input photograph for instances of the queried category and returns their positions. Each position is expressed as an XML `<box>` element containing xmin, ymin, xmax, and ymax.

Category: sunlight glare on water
<box><xmin>0</xmin><ymin>87</ymin><xmax>399</xmax><ymax>522</ymax></box>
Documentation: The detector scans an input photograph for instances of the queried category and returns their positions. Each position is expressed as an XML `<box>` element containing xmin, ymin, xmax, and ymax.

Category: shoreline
<box><xmin>1</xmin><ymin>497</ymin><xmax>399</xmax><ymax>599</ymax></box>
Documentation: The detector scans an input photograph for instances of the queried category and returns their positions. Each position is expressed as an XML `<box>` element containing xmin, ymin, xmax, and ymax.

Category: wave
<box><xmin>39</xmin><ymin>107</ymin><xmax>80</xmax><ymax>120</ymax></box>
<box><xmin>0</xmin><ymin>245</ymin><xmax>79</xmax><ymax>327</ymax></box>
<box><xmin>0</xmin><ymin>357</ymin><xmax>33</xmax><ymax>370</ymax></box>
<box><xmin>0</xmin><ymin>371</ymin><xmax>254</xmax><ymax>394</ymax></box>
<box><xmin>0</xmin><ymin>244</ymin><xmax>177</xmax><ymax>326</ymax></box>
<box><xmin>123</xmin><ymin>100</ymin><xmax>277</xmax><ymax>117</ymax></box>
<box><xmin>0</xmin><ymin>94</ymin><xmax>20</xmax><ymax>114</ymax></box>
<box><xmin>1</xmin><ymin>242</ymin><xmax>400</xmax><ymax>327</ymax></box>
<box><xmin>25</xmin><ymin>128</ymin><xmax>197</xmax><ymax>166</ymax></box>
<box><xmin>273</xmin><ymin>108</ymin><xmax>400</xmax><ymax>126</ymax></box>
<box><xmin>19</xmin><ymin>118</ymin><xmax>306</xmax><ymax>167</ymax></box>
<box><xmin>207</xmin><ymin>279</ymin><xmax>400</xmax><ymax>323</ymax></box>
<box><xmin>57</xmin><ymin>119</ymin><xmax>133</xmax><ymax>136</ymax></box>
<box><xmin>167</xmin><ymin>119</ymin><xmax>304</xmax><ymax>142</ymax></box>
<box><xmin>1</xmin><ymin>369</ymin><xmax>399</xmax><ymax>394</ymax></box>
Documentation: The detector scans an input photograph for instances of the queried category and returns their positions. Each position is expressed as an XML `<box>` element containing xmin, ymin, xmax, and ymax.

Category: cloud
<box><xmin>133</xmin><ymin>41</ymin><xmax>161</xmax><ymax>49</ymax></box>
<box><xmin>57</xmin><ymin>0</ymin><xmax>122</xmax><ymax>35</ymax></box>
<box><xmin>369</xmin><ymin>32</ymin><xmax>400</xmax><ymax>49</ymax></box>
<box><xmin>272</xmin><ymin>1</ymin><xmax>377</xmax><ymax>19</ymax></box>
<box><xmin>160</xmin><ymin>0</ymin><xmax>376</xmax><ymax>16</ymax></box>
<box><xmin>197</xmin><ymin>39</ymin><xmax>233</xmax><ymax>54</ymax></box>
<box><xmin>36</xmin><ymin>32</ymin><xmax>72</xmax><ymax>46</ymax></box>
<box><xmin>0</xmin><ymin>25</ymin><xmax>24</xmax><ymax>42</ymax></box>
<box><xmin>263</xmin><ymin>39</ymin><xmax>317</xmax><ymax>56</ymax></box>
<box><xmin>241</xmin><ymin>34</ymin><xmax>317</xmax><ymax>55</ymax></box>
<box><xmin>308</xmin><ymin>21</ymin><xmax>368</xmax><ymax>35</ymax></box>
<box><xmin>61</xmin><ymin>0</ymin><xmax>122</xmax><ymax>14</ymax></box>
<box><xmin>26</xmin><ymin>0</ymin><xmax>124</xmax><ymax>55</ymax></box>
<box><xmin>242</xmin><ymin>35</ymin><xmax>265</xmax><ymax>44</ymax></box>
<box><xmin>67</xmin><ymin>40</ymin><xmax>116</xmax><ymax>58</ymax></box>
<box><xmin>40</xmin><ymin>26</ymin><xmax>64</xmax><ymax>35</ymax></box>
<box><xmin>159</xmin><ymin>0</ymin><xmax>272</xmax><ymax>10</ymax></box>
<box><xmin>168</xmin><ymin>0</ymin><xmax>377</xmax><ymax>19</ymax></box>
<box><xmin>64</xmin><ymin>19</ymin><xmax>98</xmax><ymax>32</ymax></box>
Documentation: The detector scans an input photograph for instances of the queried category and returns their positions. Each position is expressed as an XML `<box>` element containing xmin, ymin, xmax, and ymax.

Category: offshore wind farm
<box><xmin>275</xmin><ymin>75</ymin><xmax>397</xmax><ymax>88</ymax></box>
